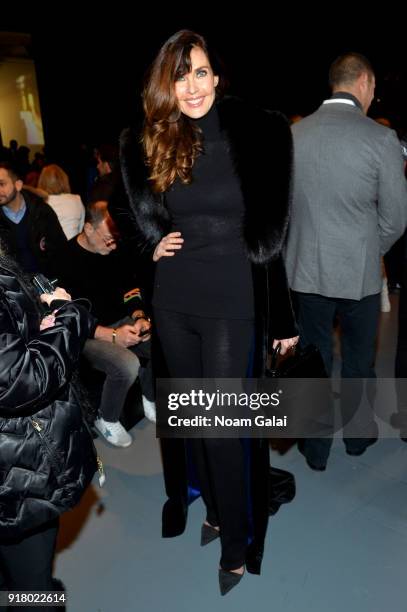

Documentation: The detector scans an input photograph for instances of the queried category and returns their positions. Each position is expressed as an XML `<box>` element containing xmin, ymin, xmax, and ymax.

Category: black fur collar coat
<box><xmin>116</xmin><ymin>96</ymin><xmax>297</xmax><ymax>374</ymax></box>
<box><xmin>120</xmin><ymin>96</ymin><xmax>290</xmax><ymax>263</ymax></box>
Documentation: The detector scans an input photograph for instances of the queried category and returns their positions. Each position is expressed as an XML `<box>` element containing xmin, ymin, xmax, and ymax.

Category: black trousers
<box><xmin>294</xmin><ymin>292</ymin><xmax>380</xmax><ymax>463</ymax></box>
<box><xmin>154</xmin><ymin>308</ymin><xmax>254</xmax><ymax>570</ymax></box>
<box><xmin>0</xmin><ymin>519</ymin><xmax>58</xmax><ymax>611</ymax></box>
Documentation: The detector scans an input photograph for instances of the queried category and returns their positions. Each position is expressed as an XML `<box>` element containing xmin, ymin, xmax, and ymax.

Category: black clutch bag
<box><xmin>266</xmin><ymin>343</ymin><xmax>327</xmax><ymax>378</ymax></box>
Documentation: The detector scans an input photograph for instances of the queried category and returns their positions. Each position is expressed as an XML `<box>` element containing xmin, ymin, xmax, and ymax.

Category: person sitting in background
<box><xmin>7</xmin><ymin>139</ymin><xmax>19</xmax><ymax>165</ymax></box>
<box><xmin>24</xmin><ymin>152</ymin><xmax>46</xmax><ymax>188</ymax></box>
<box><xmin>95</xmin><ymin>143</ymin><xmax>119</xmax><ymax>179</ymax></box>
<box><xmin>0</xmin><ymin>161</ymin><xmax>67</xmax><ymax>278</ymax></box>
<box><xmin>38</xmin><ymin>164</ymin><xmax>85</xmax><ymax>239</ymax></box>
<box><xmin>57</xmin><ymin>201</ymin><xmax>155</xmax><ymax>448</ymax></box>
<box><xmin>89</xmin><ymin>143</ymin><xmax>120</xmax><ymax>206</ymax></box>
<box><xmin>15</xmin><ymin>146</ymin><xmax>30</xmax><ymax>180</ymax></box>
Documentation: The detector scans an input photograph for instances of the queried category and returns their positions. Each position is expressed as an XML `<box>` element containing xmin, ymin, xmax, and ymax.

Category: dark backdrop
<box><xmin>2</xmin><ymin>14</ymin><xmax>407</xmax><ymax>164</ymax></box>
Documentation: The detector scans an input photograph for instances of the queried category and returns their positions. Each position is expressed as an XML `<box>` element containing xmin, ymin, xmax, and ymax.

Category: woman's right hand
<box><xmin>40</xmin><ymin>287</ymin><xmax>72</xmax><ymax>307</ymax></box>
<box><xmin>153</xmin><ymin>232</ymin><xmax>184</xmax><ymax>262</ymax></box>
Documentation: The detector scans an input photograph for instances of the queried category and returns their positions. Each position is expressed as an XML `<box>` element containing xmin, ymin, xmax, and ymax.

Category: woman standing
<box><xmin>118</xmin><ymin>30</ymin><xmax>298</xmax><ymax>595</ymax></box>
<box><xmin>0</xmin><ymin>248</ymin><xmax>97</xmax><ymax>604</ymax></box>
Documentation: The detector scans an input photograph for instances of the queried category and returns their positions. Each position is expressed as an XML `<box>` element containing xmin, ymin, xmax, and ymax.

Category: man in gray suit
<box><xmin>286</xmin><ymin>53</ymin><xmax>407</xmax><ymax>469</ymax></box>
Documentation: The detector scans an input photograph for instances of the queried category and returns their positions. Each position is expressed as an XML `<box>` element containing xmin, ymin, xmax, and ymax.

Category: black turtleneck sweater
<box><xmin>153</xmin><ymin>104</ymin><xmax>254</xmax><ymax>319</ymax></box>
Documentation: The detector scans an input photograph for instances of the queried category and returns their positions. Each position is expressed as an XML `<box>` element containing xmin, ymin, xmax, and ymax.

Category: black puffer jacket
<box><xmin>0</xmin><ymin>257</ymin><xmax>97</xmax><ymax>540</ymax></box>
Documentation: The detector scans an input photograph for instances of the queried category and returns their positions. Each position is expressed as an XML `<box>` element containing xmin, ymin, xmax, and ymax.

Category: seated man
<box><xmin>0</xmin><ymin>161</ymin><xmax>67</xmax><ymax>277</ymax></box>
<box><xmin>57</xmin><ymin>201</ymin><xmax>155</xmax><ymax>448</ymax></box>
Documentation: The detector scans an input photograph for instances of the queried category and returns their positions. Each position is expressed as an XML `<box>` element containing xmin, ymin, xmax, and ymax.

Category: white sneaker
<box><xmin>94</xmin><ymin>417</ymin><xmax>132</xmax><ymax>447</ymax></box>
<box><xmin>142</xmin><ymin>396</ymin><xmax>156</xmax><ymax>423</ymax></box>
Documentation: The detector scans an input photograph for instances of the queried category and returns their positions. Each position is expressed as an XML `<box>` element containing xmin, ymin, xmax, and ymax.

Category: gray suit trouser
<box><xmin>83</xmin><ymin>317</ymin><xmax>153</xmax><ymax>422</ymax></box>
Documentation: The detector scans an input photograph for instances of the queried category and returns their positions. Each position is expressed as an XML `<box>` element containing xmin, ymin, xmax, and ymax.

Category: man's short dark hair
<box><xmin>0</xmin><ymin>161</ymin><xmax>21</xmax><ymax>181</ymax></box>
<box><xmin>329</xmin><ymin>52</ymin><xmax>374</xmax><ymax>89</ymax></box>
<box><xmin>84</xmin><ymin>201</ymin><xmax>120</xmax><ymax>240</ymax></box>
<box><xmin>84</xmin><ymin>201</ymin><xmax>109</xmax><ymax>227</ymax></box>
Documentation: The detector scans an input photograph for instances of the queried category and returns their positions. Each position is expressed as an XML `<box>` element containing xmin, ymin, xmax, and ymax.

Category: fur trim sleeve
<box><xmin>119</xmin><ymin>127</ymin><xmax>171</xmax><ymax>252</ymax></box>
<box><xmin>245</xmin><ymin>111</ymin><xmax>292</xmax><ymax>264</ymax></box>
<box><xmin>218</xmin><ymin>99</ymin><xmax>293</xmax><ymax>264</ymax></box>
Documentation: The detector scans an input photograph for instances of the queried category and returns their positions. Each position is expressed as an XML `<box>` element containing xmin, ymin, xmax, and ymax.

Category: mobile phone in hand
<box><xmin>32</xmin><ymin>274</ymin><xmax>58</xmax><ymax>295</ymax></box>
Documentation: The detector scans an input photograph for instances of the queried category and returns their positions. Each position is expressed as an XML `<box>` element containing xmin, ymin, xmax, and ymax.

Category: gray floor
<box><xmin>55</xmin><ymin>295</ymin><xmax>407</xmax><ymax>611</ymax></box>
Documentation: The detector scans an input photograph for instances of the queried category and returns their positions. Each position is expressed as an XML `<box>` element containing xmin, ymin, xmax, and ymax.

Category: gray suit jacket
<box><xmin>285</xmin><ymin>101</ymin><xmax>407</xmax><ymax>299</ymax></box>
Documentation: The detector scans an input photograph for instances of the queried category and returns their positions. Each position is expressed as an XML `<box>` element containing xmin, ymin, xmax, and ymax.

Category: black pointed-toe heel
<box><xmin>218</xmin><ymin>568</ymin><xmax>244</xmax><ymax>596</ymax></box>
<box><xmin>200</xmin><ymin>523</ymin><xmax>220</xmax><ymax>546</ymax></box>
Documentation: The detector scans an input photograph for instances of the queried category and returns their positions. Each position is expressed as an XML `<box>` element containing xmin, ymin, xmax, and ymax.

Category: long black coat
<box><xmin>116</xmin><ymin>97</ymin><xmax>297</xmax><ymax>573</ymax></box>
<box><xmin>0</xmin><ymin>257</ymin><xmax>97</xmax><ymax>540</ymax></box>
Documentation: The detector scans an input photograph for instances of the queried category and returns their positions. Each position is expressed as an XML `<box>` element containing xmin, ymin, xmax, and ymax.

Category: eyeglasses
<box><xmin>95</xmin><ymin>226</ymin><xmax>117</xmax><ymax>247</ymax></box>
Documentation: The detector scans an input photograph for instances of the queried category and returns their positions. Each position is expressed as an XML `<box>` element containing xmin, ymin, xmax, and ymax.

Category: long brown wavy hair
<box><xmin>142</xmin><ymin>30</ymin><xmax>225</xmax><ymax>193</ymax></box>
